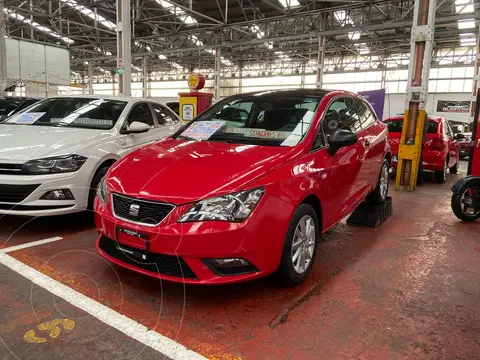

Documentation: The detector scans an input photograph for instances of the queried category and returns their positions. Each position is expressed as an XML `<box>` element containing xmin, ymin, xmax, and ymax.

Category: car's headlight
<box><xmin>179</xmin><ymin>187</ymin><xmax>265</xmax><ymax>222</ymax></box>
<box><xmin>22</xmin><ymin>155</ymin><xmax>87</xmax><ymax>174</ymax></box>
<box><xmin>96</xmin><ymin>176</ymin><xmax>107</xmax><ymax>204</ymax></box>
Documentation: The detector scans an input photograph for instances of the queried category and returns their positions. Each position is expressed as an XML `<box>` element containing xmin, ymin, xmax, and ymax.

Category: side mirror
<box><xmin>123</xmin><ymin>121</ymin><xmax>150</xmax><ymax>134</ymax></box>
<box><xmin>328</xmin><ymin>129</ymin><xmax>358</xmax><ymax>155</ymax></box>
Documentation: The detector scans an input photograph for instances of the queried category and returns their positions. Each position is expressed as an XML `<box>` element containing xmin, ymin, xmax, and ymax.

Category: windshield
<box><xmin>3</xmin><ymin>97</ymin><xmax>127</xmax><ymax>130</ymax></box>
<box><xmin>0</xmin><ymin>99</ymin><xmax>23</xmax><ymax>120</ymax></box>
<box><xmin>176</xmin><ymin>93</ymin><xmax>322</xmax><ymax>146</ymax></box>
<box><xmin>385</xmin><ymin>119</ymin><xmax>438</xmax><ymax>134</ymax></box>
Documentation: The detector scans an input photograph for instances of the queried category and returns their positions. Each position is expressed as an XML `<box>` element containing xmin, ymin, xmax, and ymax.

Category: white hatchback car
<box><xmin>0</xmin><ymin>96</ymin><xmax>183</xmax><ymax>216</ymax></box>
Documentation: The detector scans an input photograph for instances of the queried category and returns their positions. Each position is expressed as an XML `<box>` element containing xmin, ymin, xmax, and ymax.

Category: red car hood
<box><xmin>107</xmin><ymin>138</ymin><xmax>296</xmax><ymax>204</ymax></box>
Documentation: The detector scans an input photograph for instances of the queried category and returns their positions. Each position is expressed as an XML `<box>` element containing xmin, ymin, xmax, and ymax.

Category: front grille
<box><xmin>0</xmin><ymin>163</ymin><xmax>23</xmax><ymax>175</ymax></box>
<box><xmin>112</xmin><ymin>193</ymin><xmax>175</xmax><ymax>225</ymax></box>
<box><xmin>0</xmin><ymin>184</ymin><xmax>40</xmax><ymax>203</ymax></box>
<box><xmin>99</xmin><ymin>236</ymin><xmax>197</xmax><ymax>279</ymax></box>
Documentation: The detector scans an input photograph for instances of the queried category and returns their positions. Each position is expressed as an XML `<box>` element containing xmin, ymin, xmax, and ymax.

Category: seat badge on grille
<box><xmin>128</xmin><ymin>204</ymin><xmax>140</xmax><ymax>217</ymax></box>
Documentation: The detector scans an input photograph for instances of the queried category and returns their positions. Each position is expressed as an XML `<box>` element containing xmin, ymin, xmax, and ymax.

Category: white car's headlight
<box><xmin>179</xmin><ymin>187</ymin><xmax>265</xmax><ymax>222</ymax></box>
<box><xmin>22</xmin><ymin>155</ymin><xmax>87</xmax><ymax>174</ymax></box>
<box><xmin>96</xmin><ymin>176</ymin><xmax>107</xmax><ymax>204</ymax></box>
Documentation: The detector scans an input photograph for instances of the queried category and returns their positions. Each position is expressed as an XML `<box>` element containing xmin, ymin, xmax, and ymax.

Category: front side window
<box><xmin>151</xmin><ymin>103</ymin><xmax>179</xmax><ymax>126</ymax></box>
<box><xmin>126</xmin><ymin>103</ymin><xmax>155</xmax><ymax>128</ymax></box>
<box><xmin>175</xmin><ymin>93</ymin><xmax>324</xmax><ymax>146</ymax></box>
<box><xmin>321</xmin><ymin>97</ymin><xmax>363</xmax><ymax>144</ymax></box>
<box><xmin>3</xmin><ymin>97</ymin><xmax>127</xmax><ymax>130</ymax></box>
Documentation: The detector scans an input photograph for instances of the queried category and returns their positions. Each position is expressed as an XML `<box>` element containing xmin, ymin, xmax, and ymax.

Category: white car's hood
<box><xmin>0</xmin><ymin>125</ymin><xmax>112</xmax><ymax>162</ymax></box>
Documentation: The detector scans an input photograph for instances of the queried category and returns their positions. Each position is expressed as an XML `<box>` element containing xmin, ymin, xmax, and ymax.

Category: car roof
<box><xmin>223</xmin><ymin>88</ymin><xmax>338</xmax><ymax>99</ymax></box>
<box><xmin>384</xmin><ymin>115</ymin><xmax>443</xmax><ymax>123</ymax></box>
<box><xmin>45</xmin><ymin>95</ymin><xmax>162</xmax><ymax>103</ymax></box>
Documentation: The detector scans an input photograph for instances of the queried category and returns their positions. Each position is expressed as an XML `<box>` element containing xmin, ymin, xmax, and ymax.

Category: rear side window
<box><xmin>385</xmin><ymin>119</ymin><xmax>438</xmax><ymax>134</ymax></box>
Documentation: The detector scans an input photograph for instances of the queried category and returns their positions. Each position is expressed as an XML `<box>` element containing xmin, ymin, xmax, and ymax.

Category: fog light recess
<box><xmin>203</xmin><ymin>258</ymin><xmax>258</xmax><ymax>276</ymax></box>
<box><xmin>40</xmin><ymin>189</ymin><xmax>74</xmax><ymax>200</ymax></box>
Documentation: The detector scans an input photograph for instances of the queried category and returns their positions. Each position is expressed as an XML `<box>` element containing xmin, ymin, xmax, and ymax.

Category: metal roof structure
<box><xmin>3</xmin><ymin>0</ymin><xmax>479</xmax><ymax>78</ymax></box>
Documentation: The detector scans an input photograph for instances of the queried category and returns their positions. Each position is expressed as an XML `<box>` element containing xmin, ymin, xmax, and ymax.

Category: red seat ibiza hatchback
<box><xmin>95</xmin><ymin>89</ymin><xmax>391</xmax><ymax>286</ymax></box>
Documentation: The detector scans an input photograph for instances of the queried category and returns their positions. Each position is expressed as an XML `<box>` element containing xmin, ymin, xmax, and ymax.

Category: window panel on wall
<box><xmin>386</xmin><ymin>69</ymin><xmax>408</xmax><ymax>81</ymax></box>
<box><xmin>451</xmin><ymin>67</ymin><xmax>467</xmax><ymax>78</ymax></box>
<box><xmin>438</xmin><ymin>68</ymin><xmax>451</xmax><ymax>78</ymax></box>
<box><xmin>429</xmin><ymin>80</ymin><xmax>437</xmax><ymax>93</ymax></box>
<box><xmin>436</xmin><ymin>80</ymin><xmax>450</xmax><ymax>92</ymax></box>
<box><xmin>464</xmin><ymin>79</ymin><xmax>473</xmax><ymax>92</ymax></box>
<box><xmin>429</xmin><ymin>68</ymin><xmax>439</xmax><ymax>78</ymax></box>
<box><xmin>450</xmin><ymin>79</ymin><xmax>464</xmax><ymax>92</ymax></box>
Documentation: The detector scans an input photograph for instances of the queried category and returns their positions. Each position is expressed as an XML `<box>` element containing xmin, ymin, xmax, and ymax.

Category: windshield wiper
<box><xmin>177</xmin><ymin>135</ymin><xmax>199</xmax><ymax>141</ymax></box>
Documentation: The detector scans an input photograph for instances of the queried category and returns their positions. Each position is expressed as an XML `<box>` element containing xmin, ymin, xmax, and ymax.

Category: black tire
<box><xmin>87</xmin><ymin>166</ymin><xmax>110</xmax><ymax>211</ymax></box>
<box><xmin>451</xmin><ymin>186</ymin><xmax>480</xmax><ymax>222</ymax></box>
<box><xmin>366</xmin><ymin>159</ymin><xmax>390</xmax><ymax>205</ymax></box>
<box><xmin>449</xmin><ymin>160</ymin><xmax>459</xmax><ymax>174</ymax></box>
<box><xmin>276</xmin><ymin>204</ymin><xmax>319</xmax><ymax>286</ymax></box>
<box><xmin>434</xmin><ymin>159</ymin><xmax>447</xmax><ymax>183</ymax></box>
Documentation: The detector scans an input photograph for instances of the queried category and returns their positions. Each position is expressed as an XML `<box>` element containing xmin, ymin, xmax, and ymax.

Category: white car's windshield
<box><xmin>3</xmin><ymin>97</ymin><xmax>127</xmax><ymax>130</ymax></box>
<box><xmin>176</xmin><ymin>92</ymin><xmax>323</xmax><ymax>146</ymax></box>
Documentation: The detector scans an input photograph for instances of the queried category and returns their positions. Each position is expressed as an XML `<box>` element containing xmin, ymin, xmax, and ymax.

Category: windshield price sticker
<box><xmin>224</xmin><ymin>127</ymin><xmax>289</xmax><ymax>140</ymax></box>
<box><xmin>181</xmin><ymin>120</ymin><xmax>226</xmax><ymax>140</ymax></box>
<box><xmin>7</xmin><ymin>112</ymin><xmax>45</xmax><ymax>124</ymax></box>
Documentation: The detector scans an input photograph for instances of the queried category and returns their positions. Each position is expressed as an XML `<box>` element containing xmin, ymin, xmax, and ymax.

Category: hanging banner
<box><xmin>436</xmin><ymin>100</ymin><xmax>470</xmax><ymax>113</ymax></box>
<box><xmin>358</xmin><ymin>89</ymin><xmax>386</xmax><ymax>120</ymax></box>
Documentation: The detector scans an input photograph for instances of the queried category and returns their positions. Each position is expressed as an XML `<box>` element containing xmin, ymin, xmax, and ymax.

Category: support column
<box><xmin>87</xmin><ymin>61</ymin><xmax>94</xmax><ymax>95</ymax></box>
<box><xmin>142</xmin><ymin>56</ymin><xmax>148</xmax><ymax>98</ymax></box>
<box><xmin>300</xmin><ymin>62</ymin><xmax>306</xmax><ymax>88</ymax></box>
<box><xmin>0</xmin><ymin>6</ymin><xmax>7</xmax><ymax>97</ymax></box>
<box><xmin>316</xmin><ymin>37</ymin><xmax>325</xmax><ymax>89</ymax></box>
<box><xmin>395</xmin><ymin>0</ymin><xmax>436</xmax><ymax>191</ymax></box>
<box><xmin>238</xmin><ymin>64</ymin><xmax>243</xmax><ymax>94</ymax></box>
<box><xmin>214</xmin><ymin>48</ymin><xmax>221</xmax><ymax>101</ymax></box>
<box><xmin>470</xmin><ymin>28</ymin><xmax>480</xmax><ymax>127</ymax></box>
<box><xmin>116</xmin><ymin>0</ymin><xmax>131</xmax><ymax>97</ymax></box>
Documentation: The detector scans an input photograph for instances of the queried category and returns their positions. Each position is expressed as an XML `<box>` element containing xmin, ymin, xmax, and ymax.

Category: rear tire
<box><xmin>276</xmin><ymin>204</ymin><xmax>319</xmax><ymax>287</ymax></box>
<box><xmin>87</xmin><ymin>166</ymin><xmax>110</xmax><ymax>212</ymax></box>
<box><xmin>366</xmin><ymin>159</ymin><xmax>390</xmax><ymax>205</ymax></box>
<box><xmin>434</xmin><ymin>159</ymin><xmax>447</xmax><ymax>183</ymax></box>
<box><xmin>449</xmin><ymin>160</ymin><xmax>459</xmax><ymax>174</ymax></box>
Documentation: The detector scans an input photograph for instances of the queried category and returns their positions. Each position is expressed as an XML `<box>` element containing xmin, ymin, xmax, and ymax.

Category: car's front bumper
<box><xmin>0</xmin><ymin>167</ymin><xmax>92</xmax><ymax>216</ymax></box>
<box><xmin>94</xmin><ymin>193</ymin><xmax>294</xmax><ymax>285</ymax></box>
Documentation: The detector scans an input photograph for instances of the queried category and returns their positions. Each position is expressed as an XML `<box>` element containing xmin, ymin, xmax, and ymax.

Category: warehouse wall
<box><xmin>383</xmin><ymin>93</ymin><xmax>471</xmax><ymax>123</ymax></box>
<box><xmin>5</xmin><ymin>39</ymin><xmax>70</xmax><ymax>86</ymax></box>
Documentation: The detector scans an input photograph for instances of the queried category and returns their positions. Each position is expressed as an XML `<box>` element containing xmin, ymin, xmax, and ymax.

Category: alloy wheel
<box><xmin>291</xmin><ymin>215</ymin><xmax>316</xmax><ymax>274</ymax></box>
<box><xmin>379</xmin><ymin>163</ymin><xmax>389</xmax><ymax>200</ymax></box>
<box><xmin>460</xmin><ymin>187</ymin><xmax>480</xmax><ymax>218</ymax></box>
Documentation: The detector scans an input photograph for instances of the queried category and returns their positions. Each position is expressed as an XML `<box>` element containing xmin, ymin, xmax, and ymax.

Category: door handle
<box><xmin>364</xmin><ymin>139</ymin><xmax>371</xmax><ymax>147</ymax></box>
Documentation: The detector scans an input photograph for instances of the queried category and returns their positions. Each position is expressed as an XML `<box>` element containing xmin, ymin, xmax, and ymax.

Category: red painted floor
<box><xmin>1</xmin><ymin>164</ymin><xmax>480</xmax><ymax>359</ymax></box>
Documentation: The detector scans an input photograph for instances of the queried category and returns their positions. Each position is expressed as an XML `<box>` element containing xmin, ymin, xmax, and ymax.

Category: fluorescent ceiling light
<box><xmin>457</xmin><ymin>19</ymin><xmax>475</xmax><ymax>29</ymax></box>
<box><xmin>5</xmin><ymin>9</ymin><xmax>74</xmax><ymax>44</ymax></box>
<box><xmin>158</xmin><ymin>54</ymin><xmax>168</xmax><ymax>60</ymax></box>
<box><xmin>455</xmin><ymin>0</ymin><xmax>474</xmax><ymax>13</ymax></box>
<box><xmin>95</xmin><ymin>47</ymin><xmax>112</xmax><ymax>56</ymax></box>
<box><xmin>171</xmin><ymin>62</ymin><xmax>183</xmax><ymax>69</ymax></box>
<box><xmin>460</xmin><ymin>33</ymin><xmax>476</xmax><ymax>46</ymax></box>
<box><xmin>278</xmin><ymin>0</ymin><xmax>300</xmax><ymax>7</ymax></box>
<box><xmin>348</xmin><ymin>32</ymin><xmax>360</xmax><ymax>40</ymax></box>
<box><xmin>132</xmin><ymin>65</ymin><xmax>142</xmax><ymax>71</ymax></box>
<box><xmin>221</xmin><ymin>57</ymin><xmax>232</xmax><ymax>66</ymax></box>
<box><xmin>135</xmin><ymin>41</ymin><xmax>152</xmax><ymax>52</ymax></box>
<box><xmin>58</xmin><ymin>0</ymin><xmax>115</xmax><ymax>30</ymax></box>
<box><xmin>334</xmin><ymin>10</ymin><xmax>353</xmax><ymax>25</ymax></box>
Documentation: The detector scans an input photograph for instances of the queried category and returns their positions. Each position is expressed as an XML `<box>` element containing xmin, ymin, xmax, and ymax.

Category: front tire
<box><xmin>277</xmin><ymin>204</ymin><xmax>319</xmax><ymax>286</ymax></box>
<box><xmin>367</xmin><ymin>159</ymin><xmax>390</xmax><ymax>205</ymax></box>
<box><xmin>87</xmin><ymin>166</ymin><xmax>110</xmax><ymax>212</ymax></box>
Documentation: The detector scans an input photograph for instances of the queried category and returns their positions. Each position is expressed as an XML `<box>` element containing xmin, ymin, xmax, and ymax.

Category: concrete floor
<box><xmin>1</xmin><ymin>161</ymin><xmax>479</xmax><ymax>360</ymax></box>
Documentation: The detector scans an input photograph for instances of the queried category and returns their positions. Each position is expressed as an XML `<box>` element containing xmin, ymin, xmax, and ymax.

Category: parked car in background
<box><xmin>95</xmin><ymin>89</ymin><xmax>391</xmax><ymax>286</ymax></box>
<box><xmin>0</xmin><ymin>96</ymin><xmax>182</xmax><ymax>216</ymax></box>
<box><xmin>0</xmin><ymin>97</ymin><xmax>39</xmax><ymax>122</ymax></box>
<box><xmin>384</xmin><ymin>116</ymin><xmax>460</xmax><ymax>183</ymax></box>
<box><xmin>455</xmin><ymin>132</ymin><xmax>473</xmax><ymax>159</ymax></box>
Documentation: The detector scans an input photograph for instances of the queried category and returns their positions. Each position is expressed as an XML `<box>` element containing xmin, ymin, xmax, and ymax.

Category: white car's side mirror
<box><xmin>124</xmin><ymin>121</ymin><xmax>150</xmax><ymax>134</ymax></box>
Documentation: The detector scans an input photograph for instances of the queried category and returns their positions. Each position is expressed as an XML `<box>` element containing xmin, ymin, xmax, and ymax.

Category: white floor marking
<box><xmin>0</xmin><ymin>250</ymin><xmax>205</xmax><ymax>359</ymax></box>
<box><xmin>1</xmin><ymin>236</ymin><xmax>64</xmax><ymax>253</ymax></box>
